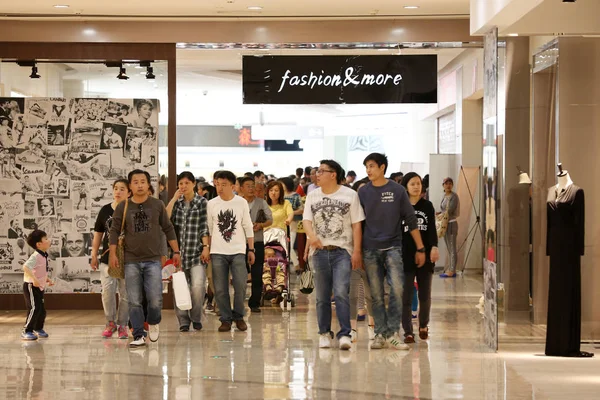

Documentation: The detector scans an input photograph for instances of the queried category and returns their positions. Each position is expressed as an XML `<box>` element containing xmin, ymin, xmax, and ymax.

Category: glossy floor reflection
<box><xmin>0</xmin><ymin>275</ymin><xmax>597</xmax><ymax>399</ymax></box>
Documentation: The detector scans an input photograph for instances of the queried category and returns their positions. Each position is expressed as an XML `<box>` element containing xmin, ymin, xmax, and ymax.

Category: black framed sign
<box><xmin>243</xmin><ymin>55</ymin><xmax>437</xmax><ymax>105</ymax></box>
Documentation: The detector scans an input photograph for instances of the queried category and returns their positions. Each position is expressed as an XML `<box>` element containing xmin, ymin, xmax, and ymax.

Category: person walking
<box><xmin>303</xmin><ymin>159</ymin><xmax>365</xmax><ymax>351</ymax></box>
<box><xmin>207</xmin><ymin>171</ymin><xmax>255</xmax><ymax>332</ymax></box>
<box><xmin>239</xmin><ymin>176</ymin><xmax>272</xmax><ymax>313</ymax></box>
<box><xmin>359</xmin><ymin>153</ymin><xmax>425</xmax><ymax>350</ymax></box>
<box><xmin>166</xmin><ymin>171</ymin><xmax>210</xmax><ymax>332</ymax></box>
<box><xmin>91</xmin><ymin>178</ymin><xmax>131</xmax><ymax>339</ymax></box>
<box><xmin>400</xmin><ymin>173</ymin><xmax>439</xmax><ymax>343</ymax></box>
<box><xmin>109</xmin><ymin>169</ymin><xmax>181</xmax><ymax>347</ymax></box>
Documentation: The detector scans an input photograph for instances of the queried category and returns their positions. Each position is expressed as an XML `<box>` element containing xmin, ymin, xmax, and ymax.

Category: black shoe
<box><xmin>250</xmin><ymin>307</ymin><xmax>261</xmax><ymax>313</ymax></box>
<box><xmin>192</xmin><ymin>322</ymin><xmax>203</xmax><ymax>331</ymax></box>
<box><xmin>179</xmin><ymin>325</ymin><xmax>190</xmax><ymax>332</ymax></box>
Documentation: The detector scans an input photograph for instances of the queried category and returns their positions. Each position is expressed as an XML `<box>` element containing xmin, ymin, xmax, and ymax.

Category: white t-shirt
<box><xmin>303</xmin><ymin>185</ymin><xmax>365</xmax><ymax>256</ymax></box>
<box><xmin>207</xmin><ymin>195</ymin><xmax>254</xmax><ymax>255</ymax></box>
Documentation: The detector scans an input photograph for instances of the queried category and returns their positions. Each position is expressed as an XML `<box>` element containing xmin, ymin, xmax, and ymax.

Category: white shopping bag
<box><xmin>172</xmin><ymin>271</ymin><xmax>192</xmax><ymax>311</ymax></box>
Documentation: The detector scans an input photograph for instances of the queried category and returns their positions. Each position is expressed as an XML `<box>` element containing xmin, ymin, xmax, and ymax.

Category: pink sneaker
<box><xmin>102</xmin><ymin>322</ymin><xmax>117</xmax><ymax>338</ymax></box>
<box><xmin>118</xmin><ymin>325</ymin><xmax>128</xmax><ymax>339</ymax></box>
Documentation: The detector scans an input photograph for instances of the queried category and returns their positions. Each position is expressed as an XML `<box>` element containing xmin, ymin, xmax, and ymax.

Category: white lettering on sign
<box><xmin>278</xmin><ymin>68</ymin><xmax>403</xmax><ymax>93</ymax></box>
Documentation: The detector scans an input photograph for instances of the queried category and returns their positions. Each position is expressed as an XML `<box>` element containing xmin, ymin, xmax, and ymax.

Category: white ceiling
<box><xmin>6</xmin><ymin>0</ymin><xmax>469</xmax><ymax>17</ymax></box>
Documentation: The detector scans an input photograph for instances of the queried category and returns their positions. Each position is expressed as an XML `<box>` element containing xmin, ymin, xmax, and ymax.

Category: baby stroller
<box><xmin>261</xmin><ymin>227</ymin><xmax>296</xmax><ymax>309</ymax></box>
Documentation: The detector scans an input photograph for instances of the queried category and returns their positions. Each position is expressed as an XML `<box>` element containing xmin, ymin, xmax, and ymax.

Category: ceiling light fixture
<box><xmin>507</xmin><ymin>33</ymin><xmax>519</xmax><ymax>37</ymax></box>
<box><xmin>29</xmin><ymin>63</ymin><xmax>41</xmax><ymax>79</ymax></box>
<box><xmin>146</xmin><ymin>66</ymin><xmax>156</xmax><ymax>80</ymax></box>
<box><xmin>248</xmin><ymin>6</ymin><xmax>263</xmax><ymax>10</ymax></box>
<box><xmin>53</xmin><ymin>4</ymin><xmax>70</xmax><ymax>8</ymax></box>
<box><xmin>116</xmin><ymin>65</ymin><xmax>129</xmax><ymax>80</ymax></box>
<box><xmin>403</xmin><ymin>5</ymin><xmax>419</xmax><ymax>9</ymax></box>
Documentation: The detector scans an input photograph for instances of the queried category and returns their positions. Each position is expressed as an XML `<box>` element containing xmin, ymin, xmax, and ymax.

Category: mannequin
<box><xmin>545</xmin><ymin>163</ymin><xmax>593</xmax><ymax>358</ymax></box>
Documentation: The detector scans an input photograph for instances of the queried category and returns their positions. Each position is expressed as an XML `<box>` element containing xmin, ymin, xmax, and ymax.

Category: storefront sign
<box><xmin>243</xmin><ymin>55</ymin><xmax>437</xmax><ymax>104</ymax></box>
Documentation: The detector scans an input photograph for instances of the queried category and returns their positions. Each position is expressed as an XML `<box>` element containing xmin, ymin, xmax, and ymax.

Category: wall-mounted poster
<box><xmin>0</xmin><ymin>97</ymin><xmax>159</xmax><ymax>293</ymax></box>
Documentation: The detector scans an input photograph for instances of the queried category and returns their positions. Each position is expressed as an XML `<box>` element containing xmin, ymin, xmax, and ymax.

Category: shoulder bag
<box><xmin>435</xmin><ymin>210</ymin><xmax>449</xmax><ymax>238</ymax></box>
<box><xmin>299</xmin><ymin>261</ymin><xmax>314</xmax><ymax>294</ymax></box>
<box><xmin>108</xmin><ymin>200</ymin><xmax>128</xmax><ymax>279</ymax></box>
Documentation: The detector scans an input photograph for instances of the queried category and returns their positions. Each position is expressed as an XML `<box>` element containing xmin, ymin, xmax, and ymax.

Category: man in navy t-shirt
<box><xmin>358</xmin><ymin>153</ymin><xmax>425</xmax><ymax>350</ymax></box>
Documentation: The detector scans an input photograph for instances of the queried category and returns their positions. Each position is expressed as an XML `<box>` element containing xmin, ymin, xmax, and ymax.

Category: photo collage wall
<box><xmin>0</xmin><ymin>97</ymin><xmax>159</xmax><ymax>294</ymax></box>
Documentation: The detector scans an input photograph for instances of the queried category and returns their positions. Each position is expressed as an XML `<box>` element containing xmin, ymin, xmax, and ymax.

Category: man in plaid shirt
<box><xmin>166</xmin><ymin>171</ymin><xmax>210</xmax><ymax>332</ymax></box>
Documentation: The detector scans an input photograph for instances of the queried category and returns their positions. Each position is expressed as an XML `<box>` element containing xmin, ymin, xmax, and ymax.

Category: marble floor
<box><xmin>0</xmin><ymin>275</ymin><xmax>597</xmax><ymax>400</ymax></box>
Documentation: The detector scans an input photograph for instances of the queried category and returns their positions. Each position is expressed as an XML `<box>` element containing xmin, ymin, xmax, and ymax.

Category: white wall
<box><xmin>0</xmin><ymin>63</ymin><xmax>64</xmax><ymax>97</ymax></box>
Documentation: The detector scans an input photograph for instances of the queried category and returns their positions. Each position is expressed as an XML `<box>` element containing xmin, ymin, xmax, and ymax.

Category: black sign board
<box><xmin>243</xmin><ymin>55</ymin><xmax>437</xmax><ymax>105</ymax></box>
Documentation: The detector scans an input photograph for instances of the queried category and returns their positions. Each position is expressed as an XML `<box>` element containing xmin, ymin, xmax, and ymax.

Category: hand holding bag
<box><xmin>299</xmin><ymin>262</ymin><xmax>314</xmax><ymax>294</ymax></box>
<box><xmin>109</xmin><ymin>200</ymin><xmax>128</xmax><ymax>279</ymax></box>
<box><xmin>172</xmin><ymin>271</ymin><xmax>192</xmax><ymax>311</ymax></box>
<box><xmin>435</xmin><ymin>210</ymin><xmax>449</xmax><ymax>238</ymax></box>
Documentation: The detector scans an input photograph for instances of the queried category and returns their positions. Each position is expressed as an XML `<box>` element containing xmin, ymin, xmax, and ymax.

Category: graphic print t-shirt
<box><xmin>207</xmin><ymin>195</ymin><xmax>254</xmax><ymax>255</ymax></box>
<box><xmin>94</xmin><ymin>203</ymin><xmax>114</xmax><ymax>265</ymax></box>
<box><xmin>303</xmin><ymin>186</ymin><xmax>365</xmax><ymax>256</ymax></box>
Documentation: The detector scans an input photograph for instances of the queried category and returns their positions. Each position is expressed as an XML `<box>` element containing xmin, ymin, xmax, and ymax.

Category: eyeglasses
<box><xmin>316</xmin><ymin>169</ymin><xmax>335</xmax><ymax>175</ymax></box>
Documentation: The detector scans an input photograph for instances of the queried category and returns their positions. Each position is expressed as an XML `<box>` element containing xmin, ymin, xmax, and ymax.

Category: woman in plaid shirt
<box><xmin>166</xmin><ymin>171</ymin><xmax>210</xmax><ymax>332</ymax></box>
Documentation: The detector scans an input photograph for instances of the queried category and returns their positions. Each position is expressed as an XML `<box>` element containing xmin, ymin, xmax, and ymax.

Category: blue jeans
<box><xmin>125</xmin><ymin>260</ymin><xmax>163</xmax><ymax>339</ymax></box>
<box><xmin>174</xmin><ymin>263</ymin><xmax>206</xmax><ymax>327</ymax></box>
<box><xmin>211</xmin><ymin>254</ymin><xmax>247</xmax><ymax>323</ymax></box>
<box><xmin>313</xmin><ymin>248</ymin><xmax>352</xmax><ymax>339</ymax></box>
<box><xmin>364</xmin><ymin>247</ymin><xmax>405</xmax><ymax>338</ymax></box>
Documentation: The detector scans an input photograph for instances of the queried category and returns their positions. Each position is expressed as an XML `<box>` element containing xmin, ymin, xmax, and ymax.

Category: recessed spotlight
<box><xmin>248</xmin><ymin>6</ymin><xmax>263</xmax><ymax>11</ymax></box>
<box><xmin>53</xmin><ymin>4</ymin><xmax>70</xmax><ymax>8</ymax></box>
<box><xmin>403</xmin><ymin>5</ymin><xmax>419</xmax><ymax>9</ymax></box>
<box><xmin>507</xmin><ymin>33</ymin><xmax>519</xmax><ymax>37</ymax></box>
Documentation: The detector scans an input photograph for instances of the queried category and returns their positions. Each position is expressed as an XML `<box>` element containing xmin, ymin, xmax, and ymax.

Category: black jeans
<box><xmin>248</xmin><ymin>242</ymin><xmax>265</xmax><ymax>308</ymax></box>
<box><xmin>23</xmin><ymin>283</ymin><xmax>46</xmax><ymax>332</ymax></box>
<box><xmin>402</xmin><ymin>262</ymin><xmax>434</xmax><ymax>336</ymax></box>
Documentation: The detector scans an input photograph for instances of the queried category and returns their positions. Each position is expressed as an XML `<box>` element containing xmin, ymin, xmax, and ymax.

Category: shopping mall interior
<box><xmin>0</xmin><ymin>0</ymin><xmax>599</xmax><ymax>399</ymax></box>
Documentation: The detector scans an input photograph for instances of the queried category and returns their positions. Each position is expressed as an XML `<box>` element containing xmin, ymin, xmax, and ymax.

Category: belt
<box><xmin>322</xmin><ymin>245</ymin><xmax>341</xmax><ymax>251</ymax></box>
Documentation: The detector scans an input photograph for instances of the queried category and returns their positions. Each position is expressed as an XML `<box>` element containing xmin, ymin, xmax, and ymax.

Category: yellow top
<box><xmin>268</xmin><ymin>200</ymin><xmax>294</xmax><ymax>231</ymax></box>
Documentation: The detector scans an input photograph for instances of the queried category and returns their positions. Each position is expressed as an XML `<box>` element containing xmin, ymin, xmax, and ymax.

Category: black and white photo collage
<box><xmin>0</xmin><ymin>97</ymin><xmax>159</xmax><ymax>294</ymax></box>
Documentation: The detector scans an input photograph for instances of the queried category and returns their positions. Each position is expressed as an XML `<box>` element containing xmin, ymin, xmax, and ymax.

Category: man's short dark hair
<box><xmin>319</xmin><ymin>159</ymin><xmax>344</xmax><ymax>184</ymax></box>
<box><xmin>363</xmin><ymin>153</ymin><xmax>389</xmax><ymax>174</ymax></box>
<box><xmin>279</xmin><ymin>177</ymin><xmax>295</xmax><ymax>192</ymax></box>
<box><xmin>128</xmin><ymin>169</ymin><xmax>151</xmax><ymax>184</ymax></box>
<box><xmin>244</xmin><ymin>172</ymin><xmax>254</xmax><ymax>178</ymax></box>
<box><xmin>253</xmin><ymin>170</ymin><xmax>264</xmax><ymax>179</ymax></box>
<box><xmin>177</xmin><ymin>171</ymin><xmax>196</xmax><ymax>185</ymax></box>
<box><xmin>214</xmin><ymin>170</ymin><xmax>236</xmax><ymax>185</ymax></box>
<box><xmin>295</xmin><ymin>167</ymin><xmax>304</xmax><ymax>177</ymax></box>
<box><xmin>304</xmin><ymin>166</ymin><xmax>312</xmax><ymax>176</ymax></box>
<box><xmin>240</xmin><ymin>176</ymin><xmax>255</xmax><ymax>187</ymax></box>
<box><xmin>347</xmin><ymin>170</ymin><xmax>357</xmax><ymax>178</ymax></box>
<box><xmin>27</xmin><ymin>230</ymin><xmax>47</xmax><ymax>250</ymax></box>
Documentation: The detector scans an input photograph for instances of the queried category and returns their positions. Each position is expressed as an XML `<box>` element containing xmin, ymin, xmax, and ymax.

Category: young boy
<box><xmin>22</xmin><ymin>230</ymin><xmax>54</xmax><ymax>341</ymax></box>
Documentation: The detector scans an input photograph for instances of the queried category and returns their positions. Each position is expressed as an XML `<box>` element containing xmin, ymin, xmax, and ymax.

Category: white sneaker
<box><xmin>368</xmin><ymin>325</ymin><xmax>375</xmax><ymax>340</ymax></box>
<box><xmin>148</xmin><ymin>324</ymin><xmax>160</xmax><ymax>342</ymax></box>
<box><xmin>319</xmin><ymin>333</ymin><xmax>332</xmax><ymax>348</ymax></box>
<box><xmin>387</xmin><ymin>333</ymin><xmax>410</xmax><ymax>350</ymax></box>
<box><xmin>370</xmin><ymin>334</ymin><xmax>387</xmax><ymax>350</ymax></box>
<box><xmin>350</xmin><ymin>329</ymin><xmax>358</xmax><ymax>343</ymax></box>
<box><xmin>130</xmin><ymin>336</ymin><xmax>146</xmax><ymax>347</ymax></box>
<box><xmin>339</xmin><ymin>336</ymin><xmax>352</xmax><ymax>351</ymax></box>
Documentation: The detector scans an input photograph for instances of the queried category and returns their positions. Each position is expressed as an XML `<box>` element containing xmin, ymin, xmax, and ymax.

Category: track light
<box><xmin>116</xmin><ymin>65</ymin><xmax>129</xmax><ymax>80</ymax></box>
<box><xmin>146</xmin><ymin>66</ymin><xmax>156</xmax><ymax>80</ymax></box>
<box><xmin>29</xmin><ymin>64</ymin><xmax>41</xmax><ymax>79</ymax></box>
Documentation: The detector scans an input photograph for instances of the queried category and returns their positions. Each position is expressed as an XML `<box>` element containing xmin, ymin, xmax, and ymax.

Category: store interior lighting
<box><xmin>116</xmin><ymin>64</ymin><xmax>129</xmax><ymax>80</ymax></box>
<box><xmin>29</xmin><ymin>63</ymin><xmax>41</xmax><ymax>79</ymax></box>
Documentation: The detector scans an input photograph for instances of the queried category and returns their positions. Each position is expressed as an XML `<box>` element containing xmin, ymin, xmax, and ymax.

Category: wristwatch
<box><xmin>416</xmin><ymin>247</ymin><xmax>426</xmax><ymax>253</ymax></box>
<box><xmin>173</xmin><ymin>251</ymin><xmax>181</xmax><ymax>255</ymax></box>
<box><xmin>248</xmin><ymin>249</ymin><xmax>255</xmax><ymax>253</ymax></box>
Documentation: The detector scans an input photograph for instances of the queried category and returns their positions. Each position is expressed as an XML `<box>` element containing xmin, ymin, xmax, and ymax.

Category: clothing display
<box><xmin>545</xmin><ymin>183</ymin><xmax>591</xmax><ymax>357</ymax></box>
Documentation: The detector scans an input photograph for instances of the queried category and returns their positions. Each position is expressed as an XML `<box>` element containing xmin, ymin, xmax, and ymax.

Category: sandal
<box><xmin>419</xmin><ymin>327</ymin><xmax>429</xmax><ymax>340</ymax></box>
<box><xmin>404</xmin><ymin>334</ymin><xmax>415</xmax><ymax>344</ymax></box>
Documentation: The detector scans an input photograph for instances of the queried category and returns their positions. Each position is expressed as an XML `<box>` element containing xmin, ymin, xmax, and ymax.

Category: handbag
<box><xmin>108</xmin><ymin>200</ymin><xmax>128</xmax><ymax>279</ymax></box>
<box><xmin>435</xmin><ymin>210</ymin><xmax>449</xmax><ymax>238</ymax></box>
<box><xmin>299</xmin><ymin>262</ymin><xmax>314</xmax><ymax>294</ymax></box>
<box><xmin>172</xmin><ymin>271</ymin><xmax>192</xmax><ymax>311</ymax></box>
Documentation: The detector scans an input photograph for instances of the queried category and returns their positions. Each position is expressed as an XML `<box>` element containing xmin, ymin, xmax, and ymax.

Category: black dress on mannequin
<box><xmin>545</xmin><ymin>184</ymin><xmax>591</xmax><ymax>357</ymax></box>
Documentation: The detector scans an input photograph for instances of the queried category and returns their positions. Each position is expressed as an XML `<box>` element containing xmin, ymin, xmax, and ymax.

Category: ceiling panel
<box><xmin>6</xmin><ymin>0</ymin><xmax>469</xmax><ymax>17</ymax></box>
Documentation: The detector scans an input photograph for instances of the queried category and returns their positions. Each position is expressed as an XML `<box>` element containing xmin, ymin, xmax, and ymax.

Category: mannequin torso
<box><xmin>556</xmin><ymin>172</ymin><xmax>574</xmax><ymax>192</ymax></box>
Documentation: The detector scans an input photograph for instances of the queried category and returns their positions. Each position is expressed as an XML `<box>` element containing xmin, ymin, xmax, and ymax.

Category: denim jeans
<box><xmin>313</xmin><ymin>248</ymin><xmax>352</xmax><ymax>339</ymax></box>
<box><xmin>100</xmin><ymin>263</ymin><xmax>129</xmax><ymax>326</ymax></box>
<box><xmin>364</xmin><ymin>247</ymin><xmax>405</xmax><ymax>338</ymax></box>
<box><xmin>211</xmin><ymin>254</ymin><xmax>247</xmax><ymax>323</ymax></box>
<box><xmin>125</xmin><ymin>260</ymin><xmax>163</xmax><ymax>339</ymax></box>
<box><xmin>174</xmin><ymin>263</ymin><xmax>206</xmax><ymax>328</ymax></box>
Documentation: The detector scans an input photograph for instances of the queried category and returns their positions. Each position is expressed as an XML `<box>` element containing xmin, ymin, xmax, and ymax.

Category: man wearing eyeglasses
<box><xmin>109</xmin><ymin>169</ymin><xmax>181</xmax><ymax>348</ymax></box>
<box><xmin>303</xmin><ymin>160</ymin><xmax>365</xmax><ymax>351</ymax></box>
